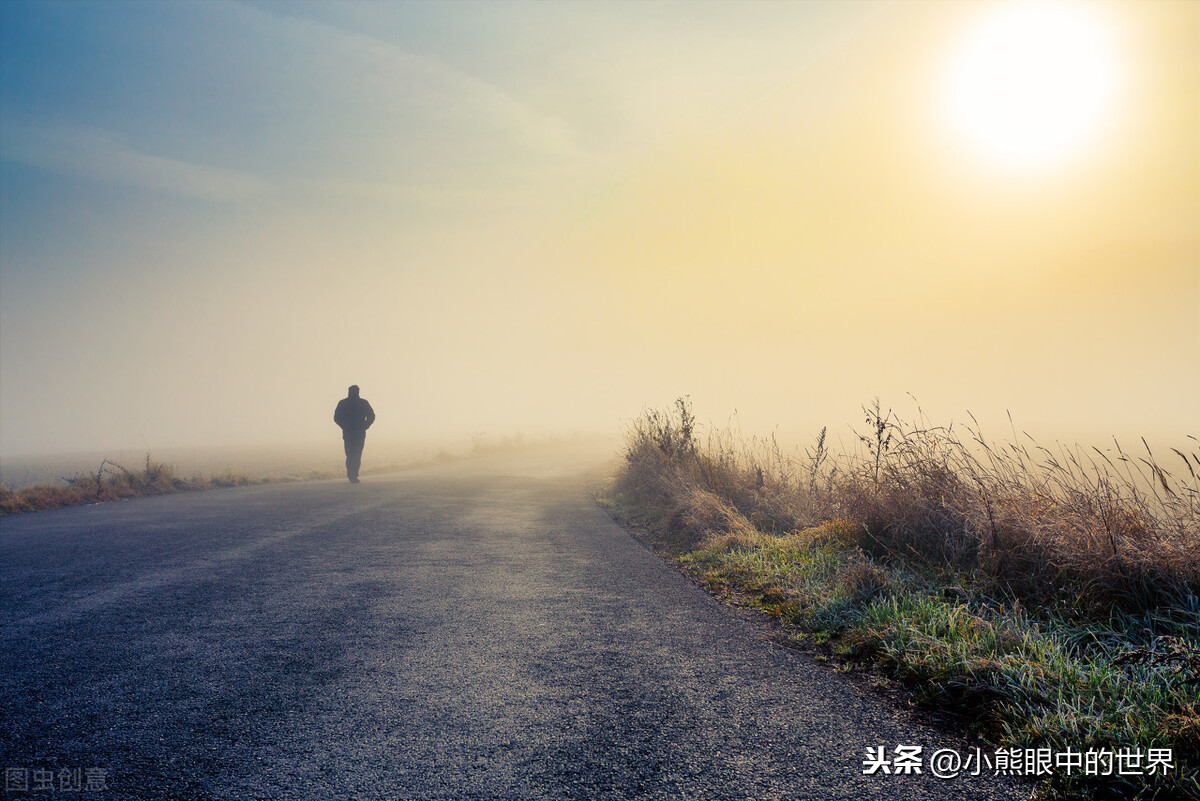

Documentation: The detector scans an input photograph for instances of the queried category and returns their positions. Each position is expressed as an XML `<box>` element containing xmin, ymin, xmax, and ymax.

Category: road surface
<box><xmin>1</xmin><ymin>447</ymin><xmax>1025</xmax><ymax>800</ymax></box>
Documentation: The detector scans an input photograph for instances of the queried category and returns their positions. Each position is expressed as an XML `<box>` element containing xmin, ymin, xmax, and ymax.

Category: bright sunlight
<box><xmin>945</xmin><ymin>1</ymin><xmax>1120</xmax><ymax>169</ymax></box>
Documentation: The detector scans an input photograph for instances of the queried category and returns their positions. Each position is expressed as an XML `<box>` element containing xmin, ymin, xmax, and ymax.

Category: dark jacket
<box><xmin>334</xmin><ymin>396</ymin><xmax>375</xmax><ymax>434</ymax></box>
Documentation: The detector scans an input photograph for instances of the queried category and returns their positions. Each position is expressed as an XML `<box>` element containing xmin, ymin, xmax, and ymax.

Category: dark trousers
<box><xmin>343</xmin><ymin>430</ymin><xmax>366</xmax><ymax>481</ymax></box>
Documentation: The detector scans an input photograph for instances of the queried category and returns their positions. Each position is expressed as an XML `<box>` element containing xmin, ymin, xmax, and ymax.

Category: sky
<box><xmin>1</xmin><ymin>0</ymin><xmax>1197</xmax><ymax>461</ymax></box>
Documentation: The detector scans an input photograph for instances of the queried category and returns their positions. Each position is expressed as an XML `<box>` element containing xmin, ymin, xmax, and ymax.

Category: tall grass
<box><xmin>0</xmin><ymin>453</ymin><xmax>256</xmax><ymax>515</ymax></box>
<box><xmin>608</xmin><ymin>398</ymin><xmax>1199</xmax><ymax>800</ymax></box>
<box><xmin>618</xmin><ymin>397</ymin><xmax>1198</xmax><ymax>618</ymax></box>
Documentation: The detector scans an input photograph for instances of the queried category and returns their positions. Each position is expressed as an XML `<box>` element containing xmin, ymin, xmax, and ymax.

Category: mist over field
<box><xmin>0</xmin><ymin>433</ymin><xmax>619</xmax><ymax>491</ymax></box>
<box><xmin>1</xmin><ymin>1</ymin><xmax>1196</xmax><ymax>476</ymax></box>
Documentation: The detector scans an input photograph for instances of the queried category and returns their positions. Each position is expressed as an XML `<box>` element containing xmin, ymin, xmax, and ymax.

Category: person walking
<box><xmin>334</xmin><ymin>385</ymin><xmax>375</xmax><ymax>483</ymax></box>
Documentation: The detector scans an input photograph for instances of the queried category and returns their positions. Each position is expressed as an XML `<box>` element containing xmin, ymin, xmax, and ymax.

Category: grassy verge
<box><xmin>0</xmin><ymin>438</ymin><xmax>559</xmax><ymax>517</ymax></box>
<box><xmin>603</xmin><ymin>398</ymin><xmax>1199</xmax><ymax>801</ymax></box>
<box><xmin>0</xmin><ymin>454</ymin><xmax>276</xmax><ymax>515</ymax></box>
<box><xmin>0</xmin><ymin>453</ymin><xmax>449</xmax><ymax>516</ymax></box>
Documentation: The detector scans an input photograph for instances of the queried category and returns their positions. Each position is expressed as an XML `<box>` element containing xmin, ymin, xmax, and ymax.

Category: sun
<box><xmin>945</xmin><ymin>1</ymin><xmax>1119</xmax><ymax>169</ymax></box>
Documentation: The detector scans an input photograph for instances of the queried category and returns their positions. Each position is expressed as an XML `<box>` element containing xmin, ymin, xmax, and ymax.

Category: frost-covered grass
<box><xmin>606</xmin><ymin>399</ymin><xmax>1199</xmax><ymax>800</ymax></box>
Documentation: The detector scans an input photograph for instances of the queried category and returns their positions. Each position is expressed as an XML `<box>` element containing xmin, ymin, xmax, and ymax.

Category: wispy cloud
<box><xmin>238</xmin><ymin>1</ymin><xmax>587</xmax><ymax>163</ymax></box>
<box><xmin>1</xmin><ymin>120</ymin><xmax>273</xmax><ymax>203</ymax></box>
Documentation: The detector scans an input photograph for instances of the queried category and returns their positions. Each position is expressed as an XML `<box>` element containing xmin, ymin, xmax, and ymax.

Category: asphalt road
<box><xmin>1</xmin><ymin>448</ymin><xmax>1026</xmax><ymax>800</ymax></box>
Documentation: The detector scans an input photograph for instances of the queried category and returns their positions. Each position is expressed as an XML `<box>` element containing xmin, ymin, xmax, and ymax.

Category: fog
<box><xmin>1</xmin><ymin>1</ymin><xmax>1196</xmax><ymax>480</ymax></box>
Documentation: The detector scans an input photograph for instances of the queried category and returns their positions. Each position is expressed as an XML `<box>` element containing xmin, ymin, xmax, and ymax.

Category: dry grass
<box><xmin>616</xmin><ymin>398</ymin><xmax>1198</xmax><ymax>618</ymax></box>
<box><xmin>0</xmin><ymin>446</ymin><xmax>489</xmax><ymax>517</ymax></box>
<box><xmin>0</xmin><ymin>454</ymin><xmax>257</xmax><ymax>515</ymax></box>
<box><xmin>609</xmin><ymin>398</ymin><xmax>1199</xmax><ymax>800</ymax></box>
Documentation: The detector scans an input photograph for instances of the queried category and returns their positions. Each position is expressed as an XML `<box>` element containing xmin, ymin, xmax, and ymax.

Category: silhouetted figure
<box><xmin>334</xmin><ymin>385</ymin><xmax>375</xmax><ymax>483</ymax></box>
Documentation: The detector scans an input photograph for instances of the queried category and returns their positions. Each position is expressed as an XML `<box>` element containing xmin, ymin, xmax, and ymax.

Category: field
<box><xmin>0</xmin><ymin>434</ymin><xmax>604</xmax><ymax>515</ymax></box>
<box><xmin>603</xmin><ymin>398</ymin><xmax>1199</xmax><ymax>800</ymax></box>
<box><xmin>0</xmin><ymin>440</ymin><xmax>453</xmax><ymax>515</ymax></box>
